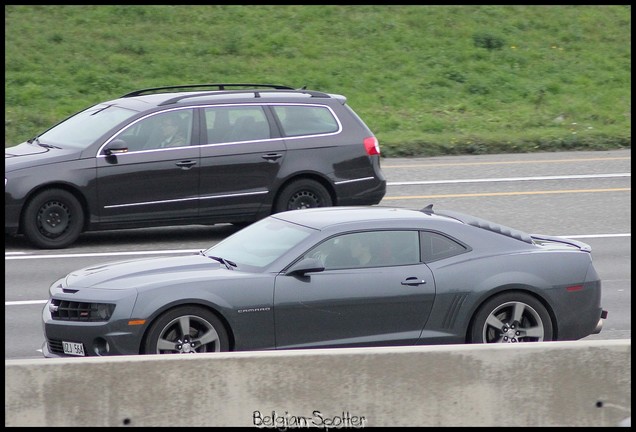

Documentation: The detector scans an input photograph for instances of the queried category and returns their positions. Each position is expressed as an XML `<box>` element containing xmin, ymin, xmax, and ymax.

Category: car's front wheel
<box><xmin>274</xmin><ymin>178</ymin><xmax>332</xmax><ymax>213</ymax></box>
<box><xmin>469</xmin><ymin>292</ymin><xmax>553</xmax><ymax>343</ymax></box>
<box><xmin>22</xmin><ymin>188</ymin><xmax>84</xmax><ymax>249</ymax></box>
<box><xmin>143</xmin><ymin>306</ymin><xmax>229</xmax><ymax>354</ymax></box>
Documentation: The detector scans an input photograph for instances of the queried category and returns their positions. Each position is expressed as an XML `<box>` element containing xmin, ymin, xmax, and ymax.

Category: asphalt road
<box><xmin>5</xmin><ymin>149</ymin><xmax>631</xmax><ymax>359</ymax></box>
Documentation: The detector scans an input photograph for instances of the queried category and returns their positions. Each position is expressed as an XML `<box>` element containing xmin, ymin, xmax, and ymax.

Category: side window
<box><xmin>114</xmin><ymin>110</ymin><xmax>193</xmax><ymax>152</ymax></box>
<box><xmin>303</xmin><ymin>230</ymin><xmax>420</xmax><ymax>270</ymax></box>
<box><xmin>203</xmin><ymin>106</ymin><xmax>270</xmax><ymax>143</ymax></box>
<box><xmin>273</xmin><ymin>105</ymin><xmax>338</xmax><ymax>137</ymax></box>
<box><xmin>420</xmin><ymin>231</ymin><xmax>468</xmax><ymax>263</ymax></box>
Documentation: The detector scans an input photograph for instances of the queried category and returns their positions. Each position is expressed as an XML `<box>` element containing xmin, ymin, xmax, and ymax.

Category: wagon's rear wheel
<box><xmin>274</xmin><ymin>179</ymin><xmax>332</xmax><ymax>213</ymax></box>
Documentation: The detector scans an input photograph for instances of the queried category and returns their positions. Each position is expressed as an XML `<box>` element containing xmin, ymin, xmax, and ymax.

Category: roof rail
<box><xmin>121</xmin><ymin>83</ymin><xmax>296</xmax><ymax>98</ymax></box>
<box><xmin>156</xmin><ymin>88</ymin><xmax>332</xmax><ymax>106</ymax></box>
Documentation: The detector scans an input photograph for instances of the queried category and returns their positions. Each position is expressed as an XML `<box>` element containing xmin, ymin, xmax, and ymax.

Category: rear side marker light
<box><xmin>363</xmin><ymin>136</ymin><xmax>380</xmax><ymax>156</ymax></box>
<box><xmin>566</xmin><ymin>285</ymin><xmax>583</xmax><ymax>292</ymax></box>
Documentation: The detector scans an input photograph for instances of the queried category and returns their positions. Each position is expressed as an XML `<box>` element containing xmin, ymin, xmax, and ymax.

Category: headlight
<box><xmin>96</xmin><ymin>303</ymin><xmax>116</xmax><ymax>320</ymax></box>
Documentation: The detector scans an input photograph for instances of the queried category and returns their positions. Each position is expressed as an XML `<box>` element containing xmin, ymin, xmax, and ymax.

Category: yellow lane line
<box><xmin>382</xmin><ymin>157</ymin><xmax>631</xmax><ymax>169</ymax></box>
<box><xmin>381</xmin><ymin>188</ymin><xmax>631</xmax><ymax>200</ymax></box>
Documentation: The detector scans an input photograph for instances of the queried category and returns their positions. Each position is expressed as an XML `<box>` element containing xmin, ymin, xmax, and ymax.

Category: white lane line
<box><xmin>7</xmin><ymin>300</ymin><xmax>47</xmax><ymax>306</ymax></box>
<box><xmin>5</xmin><ymin>249</ymin><xmax>200</xmax><ymax>259</ymax></box>
<box><xmin>560</xmin><ymin>234</ymin><xmax>631</xmax><ymax>239</ymax></box>
<box><xmin>387</xmin><ymin>173</ymin><xmax>630</xmax><ymax>186</ymax></box>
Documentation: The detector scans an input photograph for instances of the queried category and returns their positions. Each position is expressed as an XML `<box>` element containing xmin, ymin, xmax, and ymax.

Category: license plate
<box><xmin>62</xmin><ymin>341</ymin><xmax>85</xmax><ymax>356</ymax></box>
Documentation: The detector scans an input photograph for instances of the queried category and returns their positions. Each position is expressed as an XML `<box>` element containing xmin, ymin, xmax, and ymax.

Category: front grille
<box><xmin>50</xmin><ymin>299</ymin><xmax>115</xmax><ymax>322</ymax></box>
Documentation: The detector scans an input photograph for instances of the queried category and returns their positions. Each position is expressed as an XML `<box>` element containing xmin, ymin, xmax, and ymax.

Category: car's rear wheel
<box><xmin>143</xmin><ymin>306</ymin><xmax>229</xmax><ymax>354</ymax></box>
<box><xmin>22</xmin><ymin>188</ymin><xmax>84</xmax><ymax>249</ymax></box>
<box><xmin>274</xmin><ymin>178</ymin><xmax>332</xmax><ymax>213</ymax></box>
<box><xmin>469</xmin><ymin>292</ymin><xmax>553</xmax><ymax>343</ymax></box>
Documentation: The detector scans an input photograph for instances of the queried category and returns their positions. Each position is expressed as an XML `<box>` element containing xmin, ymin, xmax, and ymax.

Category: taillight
<box><xmin>363</xmin><ymin>136</ymin><xmax>380</xmax><ymax>156</ymax></box>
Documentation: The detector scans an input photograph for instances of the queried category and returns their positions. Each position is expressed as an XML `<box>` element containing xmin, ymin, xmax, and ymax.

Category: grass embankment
<box><xmin>5</xmin><ymin>5</ymin><xmax>631</xmax><ymax>157</ymax></box>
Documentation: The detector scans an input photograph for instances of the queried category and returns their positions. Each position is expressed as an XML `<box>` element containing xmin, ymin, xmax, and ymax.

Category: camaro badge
<box><xmin>237</xmin><ymin>307</ymin><xmax>271</xmax><ymax>314</ymax></box>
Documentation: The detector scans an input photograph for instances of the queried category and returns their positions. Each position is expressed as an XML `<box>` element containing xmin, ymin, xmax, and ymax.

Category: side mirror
<box><xmin>286</xmin><ymin>258</ymin><xmax>325</xmax><ymax>277</ymax></box>
<box><xmin>103</xmin><ymin>139</ymin><xmax>129</xmax><ymax>155</ymax></box>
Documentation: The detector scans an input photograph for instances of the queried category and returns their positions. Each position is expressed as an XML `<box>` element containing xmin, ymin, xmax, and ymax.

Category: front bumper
<box><xmin>41</xmin><ymin>298</ymin><xmax>145</xmax><ymax>357</ymax></box>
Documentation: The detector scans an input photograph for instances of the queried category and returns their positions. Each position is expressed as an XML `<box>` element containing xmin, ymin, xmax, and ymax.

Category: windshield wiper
<box><xmin>202</xmin><ymin>251</ymin><xmax>236</xmax><ymax>270</ymax></box>
<box><xmin>28</xmin><ymin>135</ymin><xmax>61</xmax><ymax>149</ymax></box>
<box><xmin>91</xmin><ymin>104</ymin><xmax>112</xmax><ymax>116</ymax></box>
<box><xmin>37</xmin><ymin>142</ymin><xmax>62</xmax><ymax>149</ymax></box>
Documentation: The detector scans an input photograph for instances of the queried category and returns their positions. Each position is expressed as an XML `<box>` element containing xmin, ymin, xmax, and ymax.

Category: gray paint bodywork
<box><xmin>41</xmin><ymin>206</ymin><xmax>604</xmax><ymax>357</ymax></box>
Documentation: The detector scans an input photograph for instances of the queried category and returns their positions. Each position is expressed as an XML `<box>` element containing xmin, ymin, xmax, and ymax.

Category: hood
<box><xmin>5</xmin><ymin>141</ymin><xmax>50</xmax><ymax>157</ymax></box>
<box><xmin>64</xmin><ymin>254</ymin><xmax>230</xmax><ymax>289</ymax></box>
<box><xmin>5</xmin><ymin>141</ymin><xmax>81</xmax><ymax>171</ymax></box>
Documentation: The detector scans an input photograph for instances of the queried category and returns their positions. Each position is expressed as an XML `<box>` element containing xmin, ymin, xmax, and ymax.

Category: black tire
<box><xmin>469</xmin><ymin>291</ymin><xmax>553</xmax><ymax>343</ymax></box>
<box><xmin>274</xmin><ymin>179</ymin><xmax>332</xmax><ymax>213</ymax></box>
<box><xmin>143</xmin><ymin>306</ymin><xmax>229</xmax><ymax>354</ymax></box>
<box><xmin>22</xmin><ymin>188</ymin><xmax>84</xmax><ymax>249</ymax></box>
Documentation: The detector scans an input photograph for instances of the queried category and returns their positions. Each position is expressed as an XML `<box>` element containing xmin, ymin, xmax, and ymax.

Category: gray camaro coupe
<box><xmin>41</xmin><ymin>205</ymin><xmax>607</xmax><ymax>357</ymax></box>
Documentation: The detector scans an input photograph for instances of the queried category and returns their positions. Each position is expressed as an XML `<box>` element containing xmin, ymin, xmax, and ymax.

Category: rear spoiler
<box><xmin>423</xmin><ymin>205</ymin><xmax>534</xmax><ymax>244</ymax></box>
<box><xmin>530</xmin><ymin>234</ymin><xmax>592</xmax><ymax>252</ymax></box>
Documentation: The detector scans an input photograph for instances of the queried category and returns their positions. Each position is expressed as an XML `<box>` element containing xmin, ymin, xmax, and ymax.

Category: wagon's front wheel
<box><xmin>22</xmin><ymin>188</ymin><xmax>84</xmax><ymax>249</ymax></box>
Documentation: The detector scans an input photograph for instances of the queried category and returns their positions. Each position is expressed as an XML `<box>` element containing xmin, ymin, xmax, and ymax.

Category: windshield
<box><xmin>203</xmin><ymin>217</ymin><xmax>314</xmax><ymax>269</ymax></box>
<box><xmin>37</xmin><ymin>104</ymin><xmax>139</xmax><ymax>149</ymax></box>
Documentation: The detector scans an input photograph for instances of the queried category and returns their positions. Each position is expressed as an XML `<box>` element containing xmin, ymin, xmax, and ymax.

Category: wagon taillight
<box><xmin>363</xmin><ymin>136</ymin><xmax>380</xmax><ymax>156</ymax></box>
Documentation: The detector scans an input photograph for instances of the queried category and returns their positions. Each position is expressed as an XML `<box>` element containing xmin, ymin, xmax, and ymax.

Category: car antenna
<box><xmin>420</xmin><ymin>204</ymin><xmax>435</xmax><ymax>214</ymax></box>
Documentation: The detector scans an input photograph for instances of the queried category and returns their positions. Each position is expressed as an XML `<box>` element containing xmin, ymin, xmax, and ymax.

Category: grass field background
<box><xmin>5</xmin><ymin>5</ymin><xmax>631</xmax><ymax>157</ymax></box>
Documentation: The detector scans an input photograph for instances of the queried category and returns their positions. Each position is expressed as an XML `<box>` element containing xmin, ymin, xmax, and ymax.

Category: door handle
<box><xmin>261</xmin><ymin>153</ymin><xmax>283</xmax><ymax>162</ymax></box>
<box><xmin>175</xmin><ymin>160</ymin><xmax>197</xmax><ymax>169</ymax></box>
<box><xmin>401</xmin><ymin>277</ymin><xmax>427</xmax><ymax>286</ymax></box>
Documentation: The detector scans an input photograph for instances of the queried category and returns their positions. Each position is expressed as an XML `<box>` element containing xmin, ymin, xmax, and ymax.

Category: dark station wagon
<box><xmin>5</xmin><ymin>83</ymin><xmax>386</xmax><ymax>249</ymax></box>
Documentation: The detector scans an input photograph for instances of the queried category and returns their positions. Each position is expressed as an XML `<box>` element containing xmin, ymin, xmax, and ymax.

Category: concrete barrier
<box><xmin>5</xmin><ymin>339</ymin><xmax>630</xmax><ymax>427</ymax></box>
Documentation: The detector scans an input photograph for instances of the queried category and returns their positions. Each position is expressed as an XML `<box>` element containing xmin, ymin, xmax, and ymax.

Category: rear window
<box><xmin>272</xmin><ymin>105</ymin><xmax>339</xmax><ymax>137</ymax></box>
<box><xmin>421</xmin><ymin>231</ymin><xmax>468</xmax><ymax>262</ymax></box>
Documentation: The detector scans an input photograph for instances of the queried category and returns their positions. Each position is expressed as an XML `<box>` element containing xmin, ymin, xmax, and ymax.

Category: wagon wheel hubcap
<box><xmin>37</xmin><ymin>201</ymin><xmax>71</xmax><ymax>237</ymax></box>
<box><xmin>289</xmin><ymin>191</ymin><xmax>319</xmax><ymax>209</ymax></box>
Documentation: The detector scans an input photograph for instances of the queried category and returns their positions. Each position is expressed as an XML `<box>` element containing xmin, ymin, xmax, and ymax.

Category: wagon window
<box><xmin>272</xmin><ymin>105</ymin><xmax>338</xmax><ymax>137</ymax></box>
<box><xmin>203</xmin><ymin>106</ymin><xmax>270</xmax><ymax>143</ymax></box>
<box><xmin>113</xmin><ymin>109</ymin><xmax>194</xmax><ymax>152</ymax></box>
